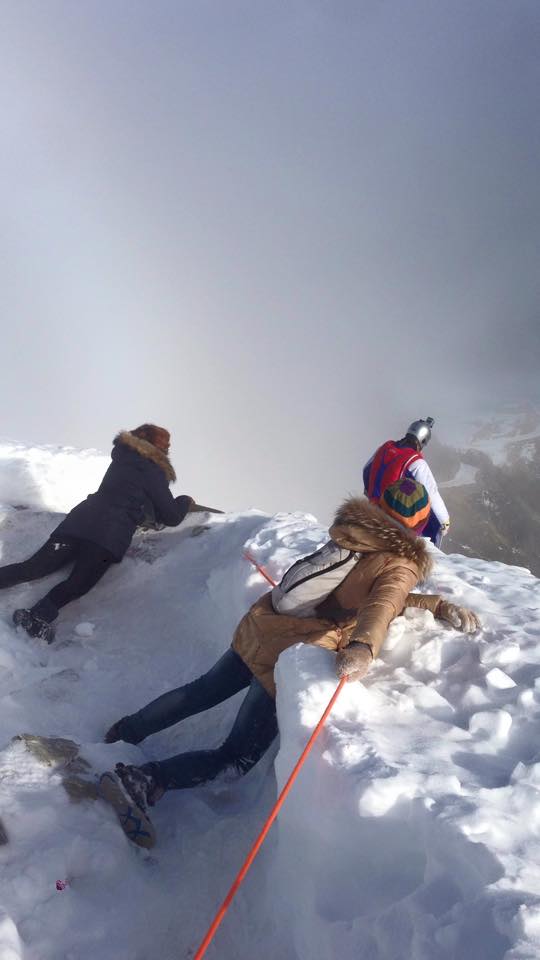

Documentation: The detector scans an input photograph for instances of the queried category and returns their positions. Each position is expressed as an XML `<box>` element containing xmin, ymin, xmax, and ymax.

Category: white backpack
<box><xmin>271</xmin><ymin>540</ymin><xmax>360</xmax><ymax>617</ymax></box>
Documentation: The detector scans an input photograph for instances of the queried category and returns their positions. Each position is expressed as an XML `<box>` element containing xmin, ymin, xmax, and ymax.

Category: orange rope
<box><xmin>193</xmin><ymin>677</ymin><xmax>346</xmax><ymax>959</ymax></box>
<box><xmin>243</xmin><ymin>551</ymin><xmax>277</xmax><ymax>587</ymax></box>
<box><xmin>193</xmin><ymin>548</ymin><xmax>346</xmax><ymax>958</ymax></box>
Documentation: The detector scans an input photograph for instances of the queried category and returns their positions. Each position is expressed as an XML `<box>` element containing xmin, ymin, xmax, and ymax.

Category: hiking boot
<box><xmin>104</xmin><ymin>721</ymin><xmax>123</xmax><ymax>744</ymax></box>
<box><xmin>115</xmin><ymin>762</ymin><xmax>164</xmax><ymax>810</ymax></box>
<box><xmin>104</xmin><ymin>717</ymin><xmax>143</xmax><ymax>745</ymax></box>
<box><xmin>98</xmin><ymin>770</ymin><xmax>156</xmax><ymax>849</ymax></box>
<box><xmin>13</xmin><ymin>609</ymin><xmax>55</xmax><ymax>644</ymax></box>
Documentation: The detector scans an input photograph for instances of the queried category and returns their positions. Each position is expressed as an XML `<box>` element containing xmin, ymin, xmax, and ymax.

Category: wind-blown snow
<box><xmin>1</xmin><ymin>442</ymin><xmax>540</xmax><ymax>959</ymax></box>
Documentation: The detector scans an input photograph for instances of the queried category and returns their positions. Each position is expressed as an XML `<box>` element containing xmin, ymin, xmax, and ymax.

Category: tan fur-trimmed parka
<box><xmin>232</xmin><ymin>498</ymin><xmax>443</xmax><ymax>696</ymax></box>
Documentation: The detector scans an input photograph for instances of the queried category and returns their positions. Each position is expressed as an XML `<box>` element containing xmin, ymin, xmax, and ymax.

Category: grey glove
<box><xmin>438</xmin><ymin>600</ymin><xmax>481</xmax><ymax>633</ymax></box>
<box><xmin>335</xmin><ymin>641</ymin><xmax>373</xmax><ymax>683</ymax></box>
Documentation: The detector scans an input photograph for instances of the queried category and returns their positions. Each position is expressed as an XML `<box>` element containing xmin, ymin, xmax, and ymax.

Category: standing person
<box><xmin>99</xmin><ymin>480</ymin><xmax>479</xmax><ymax>847</ymax></box>
<box><xmin>363</xmin><ymin>417</ymin><xmax>450</xmax><ymax>546</ymax></box>
<box><xmin>1</xmin><ymin>425</ymin><xmax>195</xmax><ymax>643</ymax></box>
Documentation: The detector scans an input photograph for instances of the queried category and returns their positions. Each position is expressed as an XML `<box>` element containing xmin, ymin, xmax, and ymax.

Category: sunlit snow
<box><xmin>0</xmin><ymin>441</ymin><xmax>539</xmax><ymax>959</ymax></box>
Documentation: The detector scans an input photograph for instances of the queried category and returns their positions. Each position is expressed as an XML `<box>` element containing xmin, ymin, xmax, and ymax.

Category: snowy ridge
<box><xmin>273</xmin><ymin>550</ymin><xmax>540</xmax><ymax>959</ymax></box>
<box><xmin>0</xmin><ymin>439</ymin><xmax>108</xmax><ymax>514</ymax></box>
<box><xmin>0</xmin><ymin>443</ymin><xmax>539</xmax><ymax>958</ymax></box>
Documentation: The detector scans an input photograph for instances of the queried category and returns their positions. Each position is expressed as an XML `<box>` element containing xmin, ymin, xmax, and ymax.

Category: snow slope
<box><xmin>1</xmin><ymin>442</ymin><xmax>540</xmax><ymax>959</ymax></box>
<box><xmin>0</xmin><ymin>440</ymin><xmax>108</xmax><ymax>514</ymax></box>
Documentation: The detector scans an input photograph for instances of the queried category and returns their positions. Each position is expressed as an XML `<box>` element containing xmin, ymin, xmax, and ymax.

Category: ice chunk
<box><xmin>485</xmin><ymin>668</ymin><xmax>516</xmax><ymax>690</ymax></box>
<box><xmin>0</xmin><ymin>911</ymin><xmax>23</xmax><ymax>960</ymax></box>
<box><xmin>468</xmin><ymin>709</ymin><xmax>512</xmax><ymax>743</ymax></box>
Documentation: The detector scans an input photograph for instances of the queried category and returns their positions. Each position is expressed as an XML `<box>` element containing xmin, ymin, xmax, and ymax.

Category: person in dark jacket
<box><xmin>1</xmin><ymin>424</ymin><xmax>194</xmax><ymax>643</ymax></box>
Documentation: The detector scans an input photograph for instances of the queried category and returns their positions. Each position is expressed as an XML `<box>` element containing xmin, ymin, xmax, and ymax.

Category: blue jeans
<box><xmin>118</xmin><ymin>649</ymin><xmax>278</xmax><ymax>791</ymax></box>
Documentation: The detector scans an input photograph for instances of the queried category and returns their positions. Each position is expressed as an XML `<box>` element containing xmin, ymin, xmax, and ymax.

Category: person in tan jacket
<box><xmin>100</xmin><ymin>481</ymin><xmax>479</xmax><ymax>846</ymax></box>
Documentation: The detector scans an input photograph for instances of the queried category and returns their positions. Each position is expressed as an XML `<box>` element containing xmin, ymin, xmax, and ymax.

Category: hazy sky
<box><xmin>1</xmin><ymin>0</ymin><xmax>539</xmax><ymax>520</ymax></box>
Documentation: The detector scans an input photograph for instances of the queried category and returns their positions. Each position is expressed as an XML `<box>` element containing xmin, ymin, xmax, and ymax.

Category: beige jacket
<box><xmin>232</xmin><ymin>498</ymin><xmax>442</xmax><ymax>696</ymax></box>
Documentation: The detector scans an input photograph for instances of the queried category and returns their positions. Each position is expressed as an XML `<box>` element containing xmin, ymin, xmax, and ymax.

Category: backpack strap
<box><xmin>272</xmin><ymin>541</ymin><xmax>359</xmax><ymax>617</ymax></box>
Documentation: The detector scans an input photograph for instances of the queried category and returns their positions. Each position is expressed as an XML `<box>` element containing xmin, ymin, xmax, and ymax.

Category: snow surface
<box><xmin>1</xmin><ymin>443</ymin><xmax>540</xmax><ymax>959</ymax></box>
<box><xmin>0</xmin><ymin>440</ymin><xmax>108</xmax><ymax>514</ymax></box>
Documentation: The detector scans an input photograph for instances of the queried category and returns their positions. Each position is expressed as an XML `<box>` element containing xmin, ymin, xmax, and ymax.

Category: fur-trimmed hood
<box><xmin>329</xmin><ymin>496</ymin><xmax>432</xmax><ymax>580</ymax></box>
<box><xmin>113</xmin><ymin>431</ymin><xmax>176</xmax><ymax>483</ymax></box>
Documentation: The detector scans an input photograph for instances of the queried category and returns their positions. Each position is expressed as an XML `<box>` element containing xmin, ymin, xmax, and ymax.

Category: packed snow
<box><xmin>1</xmin><ymin>441</ymin><xmax>540</xmax><ymax>959</ymax></box>
<box><xmin>0</xmin><ymin>440</ymin><xmax>108</xmax><ymax>514</ymax></box>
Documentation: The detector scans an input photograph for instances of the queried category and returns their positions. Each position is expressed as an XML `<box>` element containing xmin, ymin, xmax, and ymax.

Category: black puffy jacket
<box><xmin>52</xmin><ymin>432</ymin><xmax>192</xmax><ymax>560</ymax></box>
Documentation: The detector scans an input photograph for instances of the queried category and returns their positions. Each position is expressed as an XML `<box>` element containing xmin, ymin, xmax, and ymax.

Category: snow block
<box><xmin>0</xmin><ymin>911</ymin><xmax>23</xmax><ymax>960</ymax></box>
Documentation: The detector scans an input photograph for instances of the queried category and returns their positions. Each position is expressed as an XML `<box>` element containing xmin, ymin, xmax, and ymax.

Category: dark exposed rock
<box><xmin>14</xmin><ymin>734</ymin><xmax>96</xmax><ymax>803</ymax></box>
<box><xmin>15</xmin><ymin>733</ymin><xmax>89</xmax><ymax>770</ymax></box>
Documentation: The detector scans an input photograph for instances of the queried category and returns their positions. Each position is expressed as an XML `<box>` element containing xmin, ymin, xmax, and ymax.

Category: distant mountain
<box><xmin>432</xmin><ymin>405</ymin><xmax>540</xmax><ymax>575</ymax></box>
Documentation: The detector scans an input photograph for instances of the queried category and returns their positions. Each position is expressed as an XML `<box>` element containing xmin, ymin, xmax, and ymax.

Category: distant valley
<box><xmin>431</xmin><ymin>406</ymin><xmax>540</xmax><ymax>576</ymax></box>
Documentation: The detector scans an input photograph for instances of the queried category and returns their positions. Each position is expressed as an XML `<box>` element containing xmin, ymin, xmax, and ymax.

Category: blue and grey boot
<box><xmin>98</xmin><ymin>762</ymin><xmax>163</xmax><ymax>848</ymax></box>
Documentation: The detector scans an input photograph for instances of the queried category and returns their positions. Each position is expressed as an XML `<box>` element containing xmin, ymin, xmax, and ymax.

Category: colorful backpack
<box><xmin>366</xmin><ymin>440</ymin><xmax>422</xmax><ymax>501</ymax></box>
<box><xmin>379</xmin><ymin>478</ymin><xmax>430</xmax><ymax>531</ymax></box>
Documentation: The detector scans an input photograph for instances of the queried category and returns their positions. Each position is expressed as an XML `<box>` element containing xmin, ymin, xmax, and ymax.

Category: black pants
<box><xmin>0</xmin><ymin>538</ymin><xmax>115</xmax><ymax>621</ymax></box>
<box><xmin>119</xmin><ymin>649</ymin><xmax>279</xmax><ymax>791</ymax></box>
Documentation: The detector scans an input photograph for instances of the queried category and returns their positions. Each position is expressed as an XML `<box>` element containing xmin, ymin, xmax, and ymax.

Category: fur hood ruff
<box><xmin>114</xmin><ymin>431</ymin><xmax>176</xmax><ymax>483</ymax></box>
<box><xmin>330</xmin><ymin>497</ymin><xmax>433</xmax><ymax>580</ymax></box>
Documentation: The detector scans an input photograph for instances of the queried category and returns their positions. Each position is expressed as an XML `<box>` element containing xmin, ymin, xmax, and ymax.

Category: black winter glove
<box><xmin>175</xmin><ymin>495</ymin><xmax>195</xmax><ymax>523</ymax></box>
